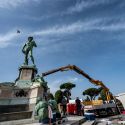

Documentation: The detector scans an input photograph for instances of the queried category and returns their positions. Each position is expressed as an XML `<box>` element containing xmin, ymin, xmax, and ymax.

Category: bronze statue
<box><xmin>22</xmin><ymin>36</ymin><xmax>37</xmax><ymax>65</ymax></box>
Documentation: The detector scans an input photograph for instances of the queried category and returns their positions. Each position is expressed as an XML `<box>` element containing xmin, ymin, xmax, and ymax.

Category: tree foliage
<box><xmin>98</xmin><ymin>87</ymin><xmax>103</xmax><ymax>93</ymax></box>
<box><xmin>82</xmin><ymin>87</ymin><xmax>102</xmax><ymax>101</ymax></box>
<box><xmin>63</xmin><ymin>89</ymin><xmax>71</xmax><ymax>97</ymax></box>
<box><xmin>84</xmin><ymin>96</ymin><xmax>90</xmax><ymax>101</ymax></box>
<box><xmin>99</xmin><ymin>89</ymin><xmax>107</xmax><ymax>101</ymax></box>
<box><xmin>55</xmin><ymin>90</ymin><xmax>63</xmax><ymax>104</ymax></box>
<box><xmin>60</xmin><ymin>82</ymin><xmax>76</xmax><ymax>90</ymax></box>
<box><xmin>100</xmin><ymin>89</ymin><xmax>114</xmax><ymax>101</ymax></box>
<box><xmin>60</xmin><ymin>82</ymin><xmax>76</xmax><ymax>102</ymax></box>
<box><xmin>48</xmin><ymin>93</ymin><xmax>54</xmax><ymax>100</ymax></box>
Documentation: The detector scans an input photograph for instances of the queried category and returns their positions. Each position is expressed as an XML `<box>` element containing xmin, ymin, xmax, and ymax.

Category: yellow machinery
<box><xmin>42</xmin><ymin>64</ymin><xmax>111</xmax><ymax>101</ymax></box>
<box><xmin>83</xmin><ymin>100</ymin><xmax>103</xmax><ymax>106</ymax></box>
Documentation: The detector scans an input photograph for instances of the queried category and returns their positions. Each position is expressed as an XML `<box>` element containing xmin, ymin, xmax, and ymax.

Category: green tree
<box><xmin>82</xmin><ymin>88</ymin><xmax>101</xmax><ymax>101</ymax></box>
<box><xmin>60</xmin><ymin>82</ymin><xmax>76</xmax><ymax>102</ymax></box>
<box><xmin>55</xmin><ymin>90</ymin><xmax>63</xmax><ymax>104</ymax></box>
<box><xmin>48</xmin><ymin>93</ymin><xmax>54</xmax><ymax>100</ymax></box>
<box><xmin>99</xmin><ymin>89</ymin><xmax>107</xmax><ymax>101</ymax></box>
<box><xmin>84</xmin><ymin>96</ymin><xmax>90</xmax><ymax>101</ymax></box>
<box><xmin>98</xmin><ymin>87</ymin><xmax>103</xmax><ymax>93</ymax></box>
<box><xmin>60</xmin><ymin>82</ymin><xmax>76</xmax><ymax>90</ymax></box>
<box><xmin>100</xmin><ymin>89</ymin><xmax>114</xmax><ymax>101</ymax></box>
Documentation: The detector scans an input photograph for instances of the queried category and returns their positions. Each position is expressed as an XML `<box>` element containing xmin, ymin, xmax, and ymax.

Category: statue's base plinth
<box><xmin>15</xmin><ymin>65</ymin><xmax>38</xmax><ymax>88</ymax></box>
<box><xmin>0</xmin><ymin>65</ymin><xmax>46</xmax><ymax>123</ymax></box>
<box><xmin>0</xmin><ymin>83</ymin><xmax>44</xmax><ymax>122</ymax></box>
<box><xmin>0</xmin><ymin>65</ymin><xmax>45</xmax><ymax>125</ymax></box>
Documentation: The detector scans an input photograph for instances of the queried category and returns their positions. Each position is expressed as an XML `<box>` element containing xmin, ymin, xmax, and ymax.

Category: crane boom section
<box><xmin>42</xmin><ymin>64</ymin><xmax>109</xmax><ymax>91</ymax></box>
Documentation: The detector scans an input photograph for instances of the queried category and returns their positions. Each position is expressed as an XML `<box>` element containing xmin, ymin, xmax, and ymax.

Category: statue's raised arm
<box><xmin>22</xmin><ymin>36</ymin><xmax>37</xmax><ymax>66</ymax></box>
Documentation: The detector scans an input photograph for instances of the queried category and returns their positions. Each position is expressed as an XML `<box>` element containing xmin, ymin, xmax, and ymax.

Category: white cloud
<box><xmin>1</xmin><ymin>18</ymin><xmax>125</xmax><ymax>48</ymax></box>
<box><xmin>33</xmin><ymin>18</ymin><xmax>125</xmax><ymax>37</ymax></box>
<box><xmin>0</xmin><ymin>0</ymin><xmax>39</xmax><ymax>8</ymax></box>
<box><xmin>33</xmin><ymin>20</ymin><xmax>97</xmax><ymax>36</ymax></box>
<box><xmin>95</xmin><ymin>23</ymin><xmax>125</xmax><ymax>31</ymax></box>
<box><xmin>67</xmin><ymin>77</ymin><xmax>82</xmax><ymax>83</ymax></box>
<box><xmin>67</xmin><ymin>0</ymin><xmax>112</xmax><ymax>13</ymax></box>
<box><xmin>48</xmin><ymin>80</ymin><xmax>61</xmax><ymax>94</ymax></box>
<box><xmin>0</xmin><ymin>31</ymin><xmax>20</xmax><ymax>48</ymax></box>
<box><xmin>48</xmin><ymin>77</ymin><xmax>82</xmax><ymax>94</ymax></box>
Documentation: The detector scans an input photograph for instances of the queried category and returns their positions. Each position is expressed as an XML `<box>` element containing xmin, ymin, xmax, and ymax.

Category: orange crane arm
<box><xmin>42</xmin><ymin>64</ymin><xmax>109</xmax><ymax>91</ymax></box>
<box><xmin>42</xmin><ymin>65</ymin><xmax>121</xmax><ymax>109</ymax></box>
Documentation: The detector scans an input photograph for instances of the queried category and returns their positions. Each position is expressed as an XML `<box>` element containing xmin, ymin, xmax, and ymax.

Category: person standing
<box><xmin>61</xmin><ymin>96</ymin><xmax>67</xmax><ymax>116</ymax></box>
<box><xmin>75</xmin><ymin>97</ymin><xmax>82</xmax><ymax>116</ymax></box>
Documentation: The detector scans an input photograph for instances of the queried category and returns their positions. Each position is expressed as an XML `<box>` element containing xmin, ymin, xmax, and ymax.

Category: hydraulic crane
<box><xmin>42</xmin><ymin>64</ymin><xmax>111</xmax><ymax>101</ymax></box>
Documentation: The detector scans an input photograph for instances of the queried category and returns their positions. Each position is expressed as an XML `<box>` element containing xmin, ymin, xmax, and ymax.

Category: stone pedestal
<box><xmin>19</xmin><ymin>65</ymin><xmax>37</xmax><ymax>80</ymax></box>
<box><xmin>16</xmin><ymin>65</ymin><xmax>38</xmax><ymax>88</ymax></box>
<box><xmin>0</xmin><ymin>65</ymin><xmax>47</xmax><ymax>123</ymax></box>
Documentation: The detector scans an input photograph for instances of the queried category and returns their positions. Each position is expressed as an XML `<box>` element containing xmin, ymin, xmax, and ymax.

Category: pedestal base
<box><xmin>16</xmin><ymin>65</ymin><xmax>38</xmax><ymax>88</ymax></box>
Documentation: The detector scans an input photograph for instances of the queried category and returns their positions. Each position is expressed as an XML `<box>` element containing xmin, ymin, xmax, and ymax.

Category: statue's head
<box><xmin>28</xmin><ymin>36</ymin><xmax>33</xmax><ymax>41</ymax></box>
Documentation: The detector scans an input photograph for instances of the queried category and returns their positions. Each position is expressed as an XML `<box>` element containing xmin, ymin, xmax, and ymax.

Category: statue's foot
<box><xmin>32</xmin><ymin>64</ymin><xmax>36</xmax><ymax>67</ymax></box>
<box><xmin>23</xmin><ymin>63</ymin><xmax>28</xmax><ymax>66</ymax></box>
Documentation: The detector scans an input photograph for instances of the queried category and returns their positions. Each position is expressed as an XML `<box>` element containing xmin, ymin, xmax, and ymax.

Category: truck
<box><xmin>42</xmin><ymin>64</ymin><xmax>122</xmax><ymax>116</ymax></box>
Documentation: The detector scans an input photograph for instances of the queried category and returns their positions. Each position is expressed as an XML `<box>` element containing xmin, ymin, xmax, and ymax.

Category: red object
<box><xmin>67</xmin><ymin>103</ymin><xmax>77</xmax><ymax>115</ymax></box>
<box><xmin>122</xmin><ymin>110</ymin><xmax>125</xmax><ymax>114</ymax></box>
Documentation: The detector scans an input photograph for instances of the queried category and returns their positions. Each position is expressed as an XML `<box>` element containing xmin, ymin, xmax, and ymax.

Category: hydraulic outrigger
<box><xmin>42</xmin><ymin>64</ymin><xmax>111</xmax><ymax>101</ymax></box>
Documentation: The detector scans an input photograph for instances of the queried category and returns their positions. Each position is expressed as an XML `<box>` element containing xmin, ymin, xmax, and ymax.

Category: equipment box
<box><xmin>84</xmin><ymin>113</ymin><xmax>95</xmax><ymax>120</ymax></box>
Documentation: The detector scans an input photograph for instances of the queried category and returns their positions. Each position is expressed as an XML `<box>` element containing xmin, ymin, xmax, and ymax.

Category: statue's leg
<box><xmin>31</xmin><ymin>56</ymin><xmax>34</xmax><ymax>65</ymax></box>
<box><xmin>24</xmin><ymin>52</ymin><xmax>28</xmax><ymax>65</ymax></box>
<box><xmin>29</xmin><ymin>50</ymin><xmax>35</xmax><ymax>65</ymax></box>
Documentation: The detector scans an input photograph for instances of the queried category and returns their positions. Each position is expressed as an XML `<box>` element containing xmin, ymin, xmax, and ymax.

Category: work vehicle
<box><xmin>42</xmin><ymin>65</ymin><xmax>111</xmax><ymax>101</ymax></box>
<box><xmin>42</xmin><ymin>64</ymin><xmax>122</xmax><ymax>116</ymax></box>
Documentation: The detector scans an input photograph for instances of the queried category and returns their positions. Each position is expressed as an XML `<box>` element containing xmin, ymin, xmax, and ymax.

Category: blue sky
<box><xmin>0</xmin><ymin>0</ymin><xmax>125</xmax><ymax>98</ymax></box>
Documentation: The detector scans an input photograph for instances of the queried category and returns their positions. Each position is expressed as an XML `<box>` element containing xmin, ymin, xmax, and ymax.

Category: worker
<box><xmin>61</xmin><ymin>96</ymin><xmax>67</xmax><ymax>116</ymax></box>
<box><xmin>75</xmin><ymin>97</ymin><xmax>82</xmax><ymax>116</ymax></box>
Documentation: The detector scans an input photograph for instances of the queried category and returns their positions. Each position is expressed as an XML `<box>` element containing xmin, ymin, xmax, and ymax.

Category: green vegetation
<box><xmin>99</xmin><ymin>89</ymin><xmax>114</xmax><ymax>101</ymax></box>
<box><xmin>48</xmin><ymin>93</ymin><xmax>54</xmax><ymax>100</ymax></box>
<box><xmin>55</xmin><ymin>90</ymin><xmax>63</xmax><ymax>104</ymax></box>
<box><xmin>60</xmin><ymin>82</ymin><xmax>76</xmax><ymax>90</ymax></box>
<box><xmin>82</xmin><ymin>87</ymin><xmax>102</xmax><ymax>101</ymax></box>
<box><xmin>54</xmin><ymin>82</ymin><xmax>76</xmax><ymax>103</ymax></box>
<box><xmin>60</xmin><ymin>82</ymin><xmax>76</xmax><ymax>102</ymax></box>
